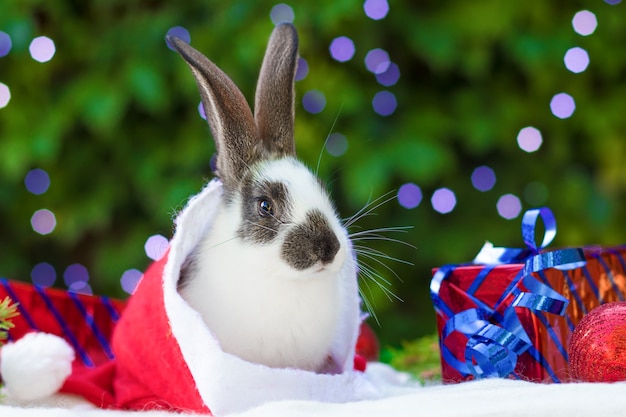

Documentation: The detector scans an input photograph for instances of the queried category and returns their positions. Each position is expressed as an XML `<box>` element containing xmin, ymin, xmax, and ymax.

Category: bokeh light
<box><xmin>496</xmin><ymin>194</ymin><xmax>522</xmax><ymax>220</ymax></box>
<box><xmin>550</xmin><ymin>93</ymin><xmax>576</xmax><ymax>119</ymax></box>
<box><xmin>517</xmin><ymin>126</ymin><xmax>543</xmax><ymax>153</ymax></box>
<box><xmin>68</xmin><ymin>281</ymin><xmax>92</xmax><ymax>295</ymax></box>
<box><xmin>29</xmin><ymin>36</ymin><xmax>56</xmax><ymax>63</ymax></box>
<box><xmin>121</xmin><ymin>268</ymin><xmax>143</xmax><ymax>295</ymax></box>
<box><xmin>145</xmin><ymin>234</ymin><xmax>169</xmax><ymax>261</ymax></box>
<box><xmin>325</xmin><ymin>133</ymin><xmax>348</xmax><ymax>157</ymax></box>
<box><xmin>471</xmin><ymin>166</ymin><xmax>496</xmax><ymax>192</ymax></box>
<box><xmin>364</xmin><ymin>0</ymin><xmax>390</xmax><ymax>20</ymax></box>
<box><xmin>524</xmin><ymin>181</ymin><xmax>549</xmax><ymax>206</ymax></box>
<box><xmin>295</xmin><ymin>57</ymin><xmax>309</xmax><ymax>81</ymax></box>
<box><xmin>302</xmin><ymin>90</ymin><xmax>326</xmax><ymax>114</ymax></box>
<box><xmin>63</xmin><ymin>263</ymin><xmax>89</xmax><ymax>287</ymax></box>
<box><xmin>364</xmin><ymin>48</ymin><xmax>390</xmax><ymax>74</ymax></box>
<box><xmin>376</xmin><ymin>62</ymin><xmax>400</xmax><ymax>87</ymax></box>
<box><xmin>604</xmin><ymin>0</ymin><xmax>622</xmax><ymax>4</ymax></box>
<box><xmin>398</xmin><ymin>183</ymin><xmax>422</xmax><ymax>209</ymax></box>
<box><xmin>564</xmin><ymin>47</ymin><xmax>590</xmax><ymax>73</ymax></box>
<box><xmin>431</xmin><ymin>188</ymin><xmax>456</xmax><ymax>214</ymax></box>
<box><xmin>24</xmin><ymin>168</ymin><xmax>51</xmax><ymax>195</ymax></box>
<box><xmin>31</xmin><ymin>262</ymin><xmax>56</xmax><ymax>287</ymax></box>
<box><xmin>31</xmin><ymin>209</ymin><xmax>56</xmax><ymax>235</ymax></box>
<box><xmin>329</xmin><ymin>36</ymin><xmax>355</xmax><ymax>62</ymax></box>
<box><xmin>198</xmin><ymin>101</ymin><xmax>206</xmax><ymax>120</ymax></box>
<box><xmin>0</xmin><ymin>82</ymin><xmax>10</xmax><ymax>109</ymax></box>
<box><xmin>270</xmin><ymin>3</ymin><xmax>295</xmax><ymax>24</ymax></box>
<box><xmin>572</xmin><ymin>10</ymin><xmax>598</xmax><ymax>36</ymax></box>
<box><xmin>165</xmin><ymin>26</ymin><xmax>191</xmax><ymax>50</ymax></box>
<box><xmin>0</xmin><ymin>31</ymin><xmax>12</xmax><ymax>57</ymax></box>
<box><xmin>372</xmin><ymin>91</ymin><xmax>397</xmax><ymax>116</ymax></box>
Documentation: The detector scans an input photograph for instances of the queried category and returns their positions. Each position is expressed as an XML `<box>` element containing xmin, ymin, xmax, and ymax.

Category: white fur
<box><xmin>180</xmin><ymin>158</ymin><xmax>351</xmax><ymax>372</ymax></box>
<box><xmin>1</xmin><ymin>332</ymin><xmax>75</xmax><ymax>402</ymax></box>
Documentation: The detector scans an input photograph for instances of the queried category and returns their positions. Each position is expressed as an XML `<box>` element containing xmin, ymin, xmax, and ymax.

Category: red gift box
<box><xmin>430</xmin><ymin>208</ymin><xmax>626</xmax><ymax>383</ymax></box>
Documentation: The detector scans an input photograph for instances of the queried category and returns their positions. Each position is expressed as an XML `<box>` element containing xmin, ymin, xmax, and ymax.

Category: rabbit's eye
<box><xmin>258</xmin><ymin>198</ymin><xmax>274</xmax><ymax>217</ymax></box>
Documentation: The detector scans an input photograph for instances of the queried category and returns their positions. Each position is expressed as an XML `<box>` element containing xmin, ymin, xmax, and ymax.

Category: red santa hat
<box><xmin>1</xmin><ymin>179</ymin><xmax>384</xmax><ymax>415</ymax></box>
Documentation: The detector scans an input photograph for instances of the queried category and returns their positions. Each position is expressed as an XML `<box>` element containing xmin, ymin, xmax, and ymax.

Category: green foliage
<box><xmin>1</xmin><ymin>1</ymin><xmax>625</xmax><ymax>348</ymax></box>
<box><xmin>0</xmin><ymin>297</ymin><xmax>19</xmax><ymax>344</ymax></box>
<box><xmin>381</xmin><ymin>333</ymin><xmax>441</xmax><ymax>384</ymax></box>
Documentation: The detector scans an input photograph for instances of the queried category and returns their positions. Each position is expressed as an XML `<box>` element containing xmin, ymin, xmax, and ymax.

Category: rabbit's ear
<box><xmin>254</xmin><ymin>23</ymin><xmax>298</xmax><ymax>158</ymax></box>
<box><xmin>168</xmin><ymin>36</ymin><xmax>262</xmax><ymax>188</ymax></box>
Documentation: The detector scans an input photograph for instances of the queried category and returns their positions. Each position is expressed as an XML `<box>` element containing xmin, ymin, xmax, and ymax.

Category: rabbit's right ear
<box><xmin>167</xmin><ymin>36</ymin><xmax>262</xmax><ymax>189</ymax></box>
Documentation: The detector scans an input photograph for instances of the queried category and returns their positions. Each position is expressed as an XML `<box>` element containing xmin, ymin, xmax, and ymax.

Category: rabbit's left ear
<box><xmin>254</xmin><ymin>23</ymin><xmax>299</xmax><ymax>158</ymax></box>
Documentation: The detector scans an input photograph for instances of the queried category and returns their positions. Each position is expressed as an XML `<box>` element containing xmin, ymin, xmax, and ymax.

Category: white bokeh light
<box><xmin>145</xmin><ymin>234</ymin><xmax>169</xmax><ymax>261</ymax></box>
<box><xmin>550</xmin><ymin>93</ymin><xmax>576</xmax><ymax>119</ymax></box>
<box><xmin>564</xmin><ymin>47</ymin><xmax>590</xmax><ymax>73</ymax></box>
<box><xmin>517</xmin><ymin>126</ymin><xmax>543</xmax><ymax>153</ymax></box>
<box><xmin>31</xmin><ymin>209</ymin><xmax>56</xmax><ymax>235</ymax></box>
<box><xmin>572</xmin><ymin>10</ymin><xmax>598</xmax><ymax>36</ymax></box>
<box><xmin>29</xmin><ymin>36</ymin><xmax>56</xmax><ymax>63</ymax></box>
<box><xmin>0</xmin><ymin>82</ymin><xmax>10</xmax><ymax>109</ymax></box>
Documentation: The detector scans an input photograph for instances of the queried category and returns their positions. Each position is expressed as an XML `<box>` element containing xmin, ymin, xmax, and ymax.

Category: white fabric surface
<box><xmin>2</xmin><ymin>377</ymin><xmax>626</xmax><ymax>417</ymax></box>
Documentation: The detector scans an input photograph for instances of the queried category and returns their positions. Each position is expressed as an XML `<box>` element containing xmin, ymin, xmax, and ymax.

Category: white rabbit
<box><xmin>168</xmin><ymin>23</ymin><xmax>357</xmax><ymax>373</ymax></box>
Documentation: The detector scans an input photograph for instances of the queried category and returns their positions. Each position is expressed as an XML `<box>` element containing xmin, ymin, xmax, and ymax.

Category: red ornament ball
<box><xmin>569</xmin><ymin>301</ymin><xmax>626</xmax><ymax>382</ymax></box>
<box><xmin>355</xmin><ymin>321</ymin><xmax>380</xmax><ymax>362</ymax></box>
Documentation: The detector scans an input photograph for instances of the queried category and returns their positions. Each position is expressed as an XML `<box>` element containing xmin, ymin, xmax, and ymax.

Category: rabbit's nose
<box><xmin>281</xmin><ymin>210</ymin><xmax>343</xmax><ymax>271</ymax></box>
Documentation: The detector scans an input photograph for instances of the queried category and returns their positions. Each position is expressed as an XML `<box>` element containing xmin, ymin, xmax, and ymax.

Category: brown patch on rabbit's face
<box><xmin>237</xmin><ymin>179</ymin><xmax>292</xmax><ymax>244</ymax></box>
<box><xmin>281</xmin><ymin>209</ymin><xmax>341</xmax><ymax>271</ymax></box>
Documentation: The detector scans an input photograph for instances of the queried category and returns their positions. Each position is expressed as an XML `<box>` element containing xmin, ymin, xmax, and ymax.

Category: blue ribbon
<box><xmin>431</xmin><ymin>207</ymin><xmax>586</xmax><ymax>379</ymax></box>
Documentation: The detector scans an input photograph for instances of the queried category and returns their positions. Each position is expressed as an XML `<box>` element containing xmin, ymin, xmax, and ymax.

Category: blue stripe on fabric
<box><xmin>0</xmin><ymin>278</ymin><xmax>39</xmax><ymax>331</ymax></box>
<box><xmin>534</xmin><ymin>311</ymin><xmax>569</xmax><ymax>364</ymax></box>
<box><xmin>595</xmin><ymin>254</ymin><xmax>624</xmax><ymax>301</ymax></box>
<box><xmin>33</xmin><ymin>285</ymin><xmax>94</xmax><ymax>367</ymax></box>
<box><xmin>68</xmin><ymin>291</ymin><xmax>115</xmax><ymax>360</ymax></box>
<box><xmin>561</xmin><ymin>270</ymin><xmax>587</xmax><ymax>316</ymax></box>
<box><xmin>101</xmin><ymin>296</ymin><xmax>121</xmax><ymax>322</ymax></box>
<box><xmin>467</xmin><ymin>265</ymin><xmax>495</xmax><ymax>295</ymax></box>
<box><xmin>525</xmin><ymin>345</ymin><xmax>559</xmax><ymax>383</ymax></box>
<box><xmin>582</xmin><ymin>265</ymin><xmax>601</xmax><ymax>303</ymax></box>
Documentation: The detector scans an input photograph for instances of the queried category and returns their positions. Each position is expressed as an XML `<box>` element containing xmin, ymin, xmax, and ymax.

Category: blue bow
<box><xmin>431</xmin><ymin>207</ymin><xmax>586</xmax><ymax>379</ymax></box>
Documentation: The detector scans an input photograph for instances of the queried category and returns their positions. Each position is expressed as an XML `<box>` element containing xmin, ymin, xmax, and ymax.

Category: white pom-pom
<box><xmin>1</xmin><ymin>332</ymin><xmax>75</xmax><ymax>401</ymax></box>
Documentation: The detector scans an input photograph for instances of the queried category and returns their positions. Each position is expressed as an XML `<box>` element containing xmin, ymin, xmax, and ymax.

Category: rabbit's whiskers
<box><xmin>345</xmin><ymin>193</ymin><xmax>414</xmax><ymax>325</ymax></box>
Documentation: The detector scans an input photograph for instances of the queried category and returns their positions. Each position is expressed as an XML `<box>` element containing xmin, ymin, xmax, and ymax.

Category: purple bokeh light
<box><xmin>550</xmin><ymin>93</ymin><xmax>576</xmax><ymax>119</ymax></box>
<box><xmin>198</xmin><ymin>101</ymin><xmax>206</xmax><ymax>120</ymax></box>
<box><xmin>302</xmin><ymin>90</ymin><xmax>326</xmax><ymax>114</ymax></box>
<box><xmin>517</xmin><ymin>126</ymin><xmax>543</xmax><ymax>152</ymax></box>
<box><xmin>372</xmin><ymin>91</ymin><xmax>397</xmax><ymax>116</ymax></box>
<box><xmin>29</xmin><ymin>36</ymin><xmax>56</xmax><ymax>63</ymax></box>
<box><xmin>31</xmin><ymin>209</ymin><xmax>56</xmax><ymax>235</ymax></box>
<box><xmin>471</xmin><ymin>166</ymin><xmax>496</xmax><ymax>192</ymax></box>
<box><xmin>496</xmin><ymin>194</ymin><xmax>522</xmax><ymax>220</ymax></box>
<box><xmin>326</xmin><ymin>133</ymin><xmax>348</xmax><ymax>157</ymax></box>
<box><xmin>31</xmin><ymin>262</ymin><xmax>57</xmax><ymax>287</ymax></box>
<box><xmin>0</xmin><ymin>82</ymin><xmax>11</xmax><ymax>109</ymax></box>
<box><xmin>25</xmin><ymin>168</ymin><xmax>51</xmax><ymax>195</ymax></box>
<box><xmin>364</xmin><ymin>48</ymin><xmax>390</xmax><ymax>74</ymax></box>
<box><xmin>63</xmin><ymin>263</ymin><xmax>89</xmax><ymax>287</ymax></box>
<box><xmin>69</xmin><ymin>281</ymin><xmax>92</xmax><ymax>295</ymax></box>
<box><xmin>329</xmin><ymin>36</ymin><xmax>356</xmax><ymax>62</ymax></box>
<box><xmin>165</xmin><ymin>26</ymin><xmax>191</xmax><ymax>51</ymax></box>
<box><xmin>295</xmin><ymin>57</ymin><xmax>309</xmax><ymax>81</ymax></box>
<box><xmin>398</xmin><ymin>183</ymin><xmax>422</xmax><ymax>209</ymax></box>
<box><xmin>270</xmin><ymin>3</ymin><xmax>295</xmax><ymax>24</ymax></box>
<box><xmin>145</xmin><ymin>234</ymin><xmax>169</xmax><ymax>261</ymax></box>
<box><xmin>376</xmin><ymin>62</ymin><xmax>400</xmax><ymax>87</ymax></box>
<box><xmin>364</xmin><ymin>0</ymin><xmax>390</xmax><ymax>20</ymax></box>
<box><xmin>121</xmin><ymin>269</ymin><xmax>143</xmax><ymax>295</ymax></box>
<box><xmin>564</xmin><ymin>47</ymin><xmax>590</xmax><ymax>73</ymax></box>
<box><xmin>431</xmin><ymin>188</ymin><xmax>456</xmax><ymax>214</ymax></box>
<box><xmin>0</xmin><ymin>31</ymin><xmax>12</xmax><ymax>57</ymax></box>
<box><xmin>572</xmin><ymin>10</ymin><xmax>598</xmax><ymax>36</ymax></box>
<box><xmin>604</xmin><ymin>0</ymin><xmax>622</xmax><ymax>4</ymax></box>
